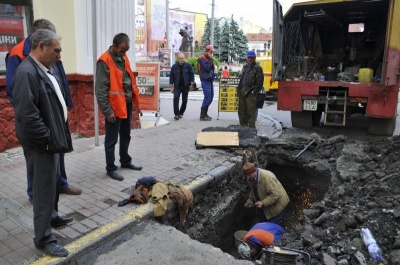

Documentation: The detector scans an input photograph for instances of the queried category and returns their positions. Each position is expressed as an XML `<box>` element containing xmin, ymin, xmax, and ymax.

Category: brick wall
<box><xmin>0</xmin><ymin>74</ymin><xmax>106</xmax><ymax>152</ymax></box>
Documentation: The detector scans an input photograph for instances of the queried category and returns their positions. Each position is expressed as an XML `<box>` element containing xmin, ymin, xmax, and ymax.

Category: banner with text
<box><xmin>136</xmin><ymin>62</ymin><xmax>160</xmax><ymax>112</ymax></box>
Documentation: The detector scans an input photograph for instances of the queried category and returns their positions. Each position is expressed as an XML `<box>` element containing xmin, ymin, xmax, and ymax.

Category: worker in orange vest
<box><xmin>95</xmin><ymin>33</ymin><xmax>142</xmax><ymax>181</ymax></box>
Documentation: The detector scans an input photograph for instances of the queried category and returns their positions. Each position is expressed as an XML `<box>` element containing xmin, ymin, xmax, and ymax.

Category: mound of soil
<box><xmin>267</xmin><ymin>135</ymin><xmax>400</xmax><ymax>265</ymax></box>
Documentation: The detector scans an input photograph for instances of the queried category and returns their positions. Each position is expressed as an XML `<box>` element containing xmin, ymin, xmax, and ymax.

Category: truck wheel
<box><xmin>312</xmin><ymin>111</ymin><xmax>322</xmax><ymax>125</ymax></box>
<box><xmin>291</xmin><ymin>111</ymin><xmax>313</xmax><ymax>128</ymax></box>
<box><xmin>368</xmin><ymin>117</ymin><xmax>395</xmax><ymax>136</ymax></box>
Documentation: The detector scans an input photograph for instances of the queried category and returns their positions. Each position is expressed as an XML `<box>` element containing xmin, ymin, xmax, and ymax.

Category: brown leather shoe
<box><xmin>60</xmin><ymin>185</ymin><xmax>82</xmax><ymax>195</ymax></box>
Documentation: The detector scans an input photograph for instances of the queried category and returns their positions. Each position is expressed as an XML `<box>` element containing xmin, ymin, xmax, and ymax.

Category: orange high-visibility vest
<box><xmin>244</xmin><ymin>229</ymin><xmax>274</xmax><ymax>247</ymax></box>
<box><xmin>98</xmin><ymin>51</ymin><xmax>139</xmax><ymax>118</ymax></box>
<box><xmin>8</xmin><ymin>39</ymin><xmax>27</xmax><ymax>59</ymax></box>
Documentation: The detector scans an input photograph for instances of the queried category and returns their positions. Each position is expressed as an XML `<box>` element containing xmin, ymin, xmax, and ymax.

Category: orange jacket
<box><xmin>244</xmin><ymin>229</ymin><xmax>274</xmax><ymax>247</ymax></box>
<box><xmin>97</xmin><ymin>52</ymin><xmax>139</xmax><ymax>118</ymax></box>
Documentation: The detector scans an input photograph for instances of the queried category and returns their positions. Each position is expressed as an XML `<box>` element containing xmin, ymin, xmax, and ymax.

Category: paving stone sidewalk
<box><xmin>0</xmin><ymin>104</ymin><xmax>280</xmax><ymax>265</ymax></box>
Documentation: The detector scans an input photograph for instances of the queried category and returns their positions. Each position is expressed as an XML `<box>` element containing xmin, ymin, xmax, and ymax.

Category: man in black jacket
<box><xmin>169</xmin><ymin>52</ymin><xmax>194</xmax><ymax>120</ymax></box>
<box><xmin>13</xmin><ymin>29</ymin><xmax>73</xmax><ymax>257</ymax></box>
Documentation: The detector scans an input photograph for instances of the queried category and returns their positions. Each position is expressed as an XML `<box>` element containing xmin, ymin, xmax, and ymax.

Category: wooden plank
<box><xmin>196</xmin><ymin>132</ymin><xmax>239</xmax><ymax>146</ymax></box>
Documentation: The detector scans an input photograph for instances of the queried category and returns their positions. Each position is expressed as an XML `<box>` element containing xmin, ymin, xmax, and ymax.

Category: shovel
<box><xmin>294</xmin><ymin>133</ymin><xmax>321</xmax><ymax>159</ymax></box>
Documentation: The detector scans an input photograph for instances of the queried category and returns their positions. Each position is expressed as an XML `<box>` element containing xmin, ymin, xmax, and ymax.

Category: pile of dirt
<box><xmin>268</xmin><ymin>135</ymin><xmax>400</xmax><ymax>265</ymax></box>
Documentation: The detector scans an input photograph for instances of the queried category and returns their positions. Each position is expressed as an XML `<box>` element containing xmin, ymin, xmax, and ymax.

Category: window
<box><xmin>0</xmin><ymin>1</ymin><xmax>32</xmax><ymax>73</ymax></box>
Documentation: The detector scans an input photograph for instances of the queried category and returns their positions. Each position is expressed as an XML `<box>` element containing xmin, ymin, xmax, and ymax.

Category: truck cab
<box><xmin>272</xmin><ymin>0</ymin><xmax>400</xmax><ymax>135</ymax></box>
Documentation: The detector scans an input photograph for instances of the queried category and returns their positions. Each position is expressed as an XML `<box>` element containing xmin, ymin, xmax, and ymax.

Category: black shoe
<box><xmin>178</xmin><ymin>114</ymin><xmax>183</xmax><ymax>118</ymax></box>
<box><xmin>200</xmin><ymin>116</ymin><xmax>211</xmax><ymax>121</ymax></box>
<box><xmin>174</xmin><ymin>115</ymin><xmax>179</xmax><ymax>120</ymax></box>
<box><xmin>107</xmin><ymin>170</ymin><xmax>124</xmax><ymax>181</ymax></box>
<box><xmin>121</xmin><ymin>163</ymin><xmax>142</xmax><ymax>171</ymax></box>
<box><xmin>50</xmin><ymin>215</ymin><xmax>73</xmax><ymax>227</ymax></box>
<box><xmin>36</xmin><ymin>242</ymin><xmax>69</xmax><ymax>257</ymax></box>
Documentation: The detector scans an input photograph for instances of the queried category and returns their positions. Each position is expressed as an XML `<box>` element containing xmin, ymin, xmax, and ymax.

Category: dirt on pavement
<box><xmin>169</xmin><ymin>133</ymin><xmax>400</xmax><ymax>264</ymax></box>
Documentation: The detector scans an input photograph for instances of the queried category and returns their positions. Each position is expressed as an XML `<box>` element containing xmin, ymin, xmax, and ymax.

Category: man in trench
<box><xmin>243</xmin><ymin>162</ymin><xmax>289</xmax><ymax>225</ymax></box>
<box><xmin>238</xmin><ymin>222</ymin><xmax>285</xmax><ymax>260</ymax></box>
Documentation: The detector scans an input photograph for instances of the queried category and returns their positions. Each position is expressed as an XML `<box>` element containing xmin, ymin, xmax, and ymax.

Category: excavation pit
<box><xmin>161</xmin><ymin>137</ymin><xmax>333</xmax><ymax>262</ymax></box>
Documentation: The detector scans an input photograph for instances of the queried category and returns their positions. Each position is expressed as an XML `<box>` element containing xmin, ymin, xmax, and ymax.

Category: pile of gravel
<box><xmin>273</xmin><ymin>135</ymin><xmax>400</xmax><ymax>265</ymax></box>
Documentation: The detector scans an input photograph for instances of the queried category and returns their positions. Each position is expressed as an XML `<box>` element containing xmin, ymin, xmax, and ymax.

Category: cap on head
<box><xmin>206</xmin><ymin>45</ymin><xmax>215</xmax><ymax>52</ymax></box>
<box><xmin>242</xmin><ymin>162</ymin><xmax>256</xmax><ymax>176</ymax></box>
<box><xmin>238</xmin><ymin>242</ymin><xmax>251</xmax><ymax>259</ymax></box>
<box><xmin>246</xmin><ymin>50</ymin><xmax>256</xmax><ymax>58</ymax></box>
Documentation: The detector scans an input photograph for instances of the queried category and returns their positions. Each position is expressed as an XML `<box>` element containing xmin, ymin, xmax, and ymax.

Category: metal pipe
<box><xmin>92</xmin><ymin>0</ymin><xmax>99</xmax><ymax>146</ymax></box>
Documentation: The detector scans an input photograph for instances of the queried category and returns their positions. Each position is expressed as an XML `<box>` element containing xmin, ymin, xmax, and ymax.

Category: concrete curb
<box><xmin>1</xmin><ymin>105</ymin><xmax>279</xmax><ymax>265</ymax></box>
<box><xmin>32</xmin><ymin>158</ymin><xmax>243</xmax><ymax>265</ymax></box>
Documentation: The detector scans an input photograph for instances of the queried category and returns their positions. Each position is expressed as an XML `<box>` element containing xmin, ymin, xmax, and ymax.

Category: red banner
<box><xmin>136</xmin><ymin>62</ymin><xmax>160</xmax><ymax>112</ymax></box>
<box><xmin>0</xmin><ymin>5</ymin><xmax>25</xmax><ymax>52</ymax></box>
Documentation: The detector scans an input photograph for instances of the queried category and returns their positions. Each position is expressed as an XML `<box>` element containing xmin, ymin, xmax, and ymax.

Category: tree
<box><xmin>229</xmin><ymin>15</ymin><xmax>248</xmax><ymax>63</ymax></box>
<box><xmin>236</xmin><ymin>29</ymin><xmax>249</xmax><ymax>63</ymax></box>
<box><xmin>209</xmin><ymin>15</ymin><xmax>249</xmax><ymax>64</ymax></box>
<box><xmin>219</xmin><ymin>20</ymin><xmax>230</xmax><ymax>63</ymax></box>
<box><xmin>200</xmin><ymin>19</ymin><xmax>211</xmax><ymax>51</ymax></box>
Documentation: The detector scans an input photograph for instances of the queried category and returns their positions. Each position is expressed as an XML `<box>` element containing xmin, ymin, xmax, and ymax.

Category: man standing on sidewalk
<box><xmin>197</xmin><ymin>45</ymin><xmax>215</xmax><ymax>121</ymax></box>
<box><xmin>13</xmin><ymin>29</ymin><xmax>72</xmax><ymax>257</ymax></box>
<box><xmin>95</xmin><ymin>33</ymin><xmax>142</xmax><ymax>181</ymax></box>
<box><xmin>237</xmin><ymin>51</ymin><xmax>264</xmax><ymax>128</ymax></box>
<box><xmin>169</xmin><ymin>52</ymin><xmax>194</xmax><ymax>120</ymax></box>
<box><xmin>5</xmin><ymin>19</ymin><xmax>81</xmax><ymax>202</ymax></box>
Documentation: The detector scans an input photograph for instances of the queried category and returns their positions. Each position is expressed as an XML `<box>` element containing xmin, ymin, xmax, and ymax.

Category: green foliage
<box><xmin>200</xmin><ymin>19</ymin><xmax>211</xmax><ymax>50</ymax></box>
<box><xmin>185</xmin><ymin>56</ymin><xmax>220</xmax><ymax>75</ymax></box>
<box><xmin>212</xmin><ymin>15</ymin><xmax>249</xmax><ymax>63</ymax></box>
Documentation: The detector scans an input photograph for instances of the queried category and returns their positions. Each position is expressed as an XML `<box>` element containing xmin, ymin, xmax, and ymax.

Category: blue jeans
<box><xmin>104</xmin><ymin>102</ymin><xmax>132</xmax><ymax>172</ymax></box>
<box><xmin>173</xmin><ymin>86</ymin><xmax>189</xmax><ymax>115</ymax></box>
<box><xmin>258</xmin><ymin>210</ymin><xmax>284</xmax><ymax>226</ymax></box>
<box><xmin>201</xmin><ymin>80</ymin><xmax>214</xmax><ymax>109</ymax></box>
<box><xmin>27</xmin><ymin>153</ymin><xmax>68</xmax><ymax>198</ymax></box>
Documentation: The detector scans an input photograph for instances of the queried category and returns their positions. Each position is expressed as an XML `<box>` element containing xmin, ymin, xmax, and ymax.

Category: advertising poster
<box><xmin>135</xmin><ymin>0</ymin><xmax>146</xmax><ymax>57</ymax></box>
<box><xmin>218</xmin><ymin>78</ymin><xmax>240</xmax><ymax>112</ymax></box>
<box><xmin>136</xmin><ymin>62</ymin><xmax>160</xmax><ymax>112</ymax></box>
<box><xmin>169</xmin><ymin>11</ymin><xmax>194</xmax><ymax>53</ymax></box>
<box><xmin>158</xmin><ymin>48</ymin><xmax>171</xmax><ymax>68</ymax></box>
<box><xmin>0</xmin><ymin>4</ymin><xmax>27</xmax><ymax>72</ymax></box>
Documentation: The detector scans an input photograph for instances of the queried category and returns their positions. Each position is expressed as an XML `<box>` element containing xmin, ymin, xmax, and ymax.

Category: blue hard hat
<box><xmin>247</xmin><ymin>50</ymin><xmax>256</xmax><ymax>57</ymax></box>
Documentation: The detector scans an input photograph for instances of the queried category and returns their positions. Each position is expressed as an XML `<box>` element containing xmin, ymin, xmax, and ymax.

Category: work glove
<box><xmin>244</xmin><ymin>199</ymin><xmax>255</xmax><ymax>208</ymax></box>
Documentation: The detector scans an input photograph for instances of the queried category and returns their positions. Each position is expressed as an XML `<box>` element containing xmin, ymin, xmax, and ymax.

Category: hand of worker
<box><xmin>189</xmin><ymin>84</ymin><xmax>193</xmax><ymax>91</ymax></box>
<box><xmin>255</xmin><ymin>201</ymin><xmax>263</xmax><ymax>208</ymax></box>
<box><xmin>244</xmin><ymin>199</ymin><xmax>254</xmax><ymax>208</ymax></box>
<box><xmin>107</xmin><ymin>113</ymin><xmax>117</xmax><ymax>123</ymax></box>
<box><xmin>170</xmin><ymin>86</ymin><xmax>174</xmax><ymax>93</ymax></box>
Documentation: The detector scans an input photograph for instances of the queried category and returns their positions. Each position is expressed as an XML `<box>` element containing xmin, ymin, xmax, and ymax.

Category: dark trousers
<box><xmin>258</xmin><ymin>209</ymin><xmax>284</xmax><ymax>226</ymax></box>
<box><xmin>238</xmin><ymin>92</ymin><xmax>257</xmax><ymax>128</ymax></box>
<box><xmin>173</xmin><ymin>86</ymin><xmax>189</xmax><ymax>115</ymax></box>
<box><xmin>24</xmin><ymin>150</ymin><xmax>60</xmax><ymax>248</ymax></box>
<box><xmin>27</xmin><ymin>153</ymin><xmax>68</xmax><ymax>198</ymax></box>
<box><xmin>104</xmin><ymin>102</ymin><xmax>132</xmax><ymax>172</ymax></box>
<box><xmin>201</xmin><ymin>80</ymin><xmax>214</xmax><ymax>109</ymax></box>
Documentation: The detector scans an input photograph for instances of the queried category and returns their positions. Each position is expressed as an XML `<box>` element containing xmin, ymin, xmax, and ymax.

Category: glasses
<box><xmin>178</xmin><ymin>57</ymin><xmax>184</xmax><ymax>59</ymax></box>
<box><xmin>162</xmin><ymin>57</ymin><xmax>169</xmax><ymax>60</ymax></box>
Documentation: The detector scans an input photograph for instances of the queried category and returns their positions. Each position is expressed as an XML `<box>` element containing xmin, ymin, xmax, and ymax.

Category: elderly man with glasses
<box><xmin>169</xmin><ymin>52</ymin><xmax>195</xmax><ymax>120</ymax></box>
